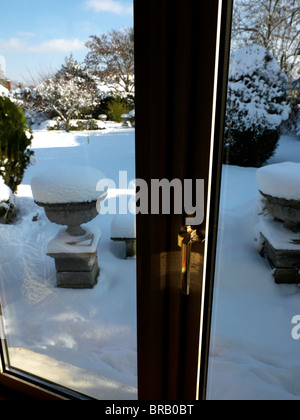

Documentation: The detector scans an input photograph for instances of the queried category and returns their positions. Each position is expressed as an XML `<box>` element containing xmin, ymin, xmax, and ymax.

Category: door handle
<box><xmin>178</xmin><ymin>226</ymin><xmax>204</xmax><ymax>296</ymax></box>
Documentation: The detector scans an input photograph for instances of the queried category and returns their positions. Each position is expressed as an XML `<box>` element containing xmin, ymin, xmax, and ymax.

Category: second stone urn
<box><xmin>31</xmin><ymin>165</ymin><xmax>107</xmax><ymax>288</ymax></box>
<box><xmin>257</xmin><ymin>162</ymin><xmax>300</xmax><ymax>284</ymax></box>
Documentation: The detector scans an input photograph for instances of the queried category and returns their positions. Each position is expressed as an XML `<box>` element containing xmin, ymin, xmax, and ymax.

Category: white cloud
<box><xmin>0</xmin><ymin>32</ymin><xmax>37</xmax><ymax>53</ymax></box>
<box><xmin>0</xmin><ymin>37</ymin><xmax>27</xmax><ymax>52</ymax></box>
<box><xmin>85</xmin><ymin>0</ymin><xmax>133</xmax><ymax>15</ymax></box>
<box><xmin>0</xmin><ymin>36</ymin><xmax>85</xmax><ymax>54</ymax></box>
<box><xmin>16</xmin><ymin>32</ymin><xmax>36</xmax><ymax>39</ymax></box>
<box><xmin>28</xmin><ymin>39</ymin><xmax>86</xmax><ymax>53</ymax></box>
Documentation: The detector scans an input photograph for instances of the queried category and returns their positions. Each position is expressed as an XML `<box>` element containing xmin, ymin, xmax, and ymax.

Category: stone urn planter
<box><xmin>35</xmin><ymin>200</ymin><xmax>100</xmax><ymax>236</ymax></box>
<box><xmin>31</xmin><ymin>166</ymin><xmax>106</xmax><ymax>288</ymax></box>
<box><xmin>257</xmin><ymin>162</ymin><xmax>300</xmax><ymax>284</ymax></box>
<box><xmin>257</xmin><ymin>162</ymin><xmax>300</xmax><ymax>232</ymax></box>
<box><xmin>121</xmin><ymin>114</ymin><xmax>131</xmax><ymax>128</ymax></box>
<box><xmin>259</xmin><ymin>193</ymin><xmax>300</xmax><ymax>232</ymax></box>
<box><xmin>98</xmin><ymin>114</ymin><xmax>107</xmax><ymax>122</ymax></box>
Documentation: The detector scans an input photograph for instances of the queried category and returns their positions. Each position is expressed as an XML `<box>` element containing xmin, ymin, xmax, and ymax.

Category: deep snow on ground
<box><xmin>0</xmin><ymin>123</ymin><xmax>137</xmax><ymax>399</ymax></box>
<box><xmin>1</xmin><ymin>124</ymin><xmax>300</xmax><ymax>399</ymax></box>
<box><xmin>207</xmin><ymin>134</ymin><xmax>300</xmax><ymax>400</ymax></box>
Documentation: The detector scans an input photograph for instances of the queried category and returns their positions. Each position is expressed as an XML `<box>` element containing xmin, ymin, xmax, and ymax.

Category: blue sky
<box><xmin>0</xmin><ymin>0</ymin><xmax>133</xmax><ymax>84</ymax></box>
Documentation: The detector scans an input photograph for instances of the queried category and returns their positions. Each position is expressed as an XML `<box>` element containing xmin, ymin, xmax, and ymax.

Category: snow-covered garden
<box><xmin>0</xmin><ymin>123</ymin><xmax>137</xmax><ymax>399</ymax></box>
<box><xmin>0</xmin><ymin>16</ymin><xmax>299</xmax><ymax>398</ymax></box>
<box><xmin>206</xmin><ymin>43</ymin><xmax>300</xmax><ymax>400</ymax></box>
<box><xmin>1</xmin><ymin>122</ymin><xmax>300</xmax><ymax>400</ymax></box>
<box><xmin>0</xmin><ymin>30</ymin><xmax>137</xmax><ymax>398</ymax></box>
<box><xmin>207</xmin><ymin>134</ymin><xmax>300</xmax><ymax>400</ymax></box>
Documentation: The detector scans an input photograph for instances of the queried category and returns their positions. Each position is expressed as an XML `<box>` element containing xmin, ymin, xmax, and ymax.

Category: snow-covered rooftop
<box><xmin>0</xmin><ymin>84</ymin><xmax>8</xmax><ymax>96</ymax></box>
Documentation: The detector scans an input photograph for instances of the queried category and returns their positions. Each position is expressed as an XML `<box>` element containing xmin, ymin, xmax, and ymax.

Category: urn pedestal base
<box><xmin>47</xmin><ymin>226</ymin><xmax>101</xmax><ymax>289</ymax></box>
<box><xmin>259</xmin><ymin>216</ymin><xmax>300</xmax><ymax>285</ymax></box>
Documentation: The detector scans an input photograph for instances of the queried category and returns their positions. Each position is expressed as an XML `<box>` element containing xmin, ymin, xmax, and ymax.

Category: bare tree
<box><xmin>85</xmin><ymin>27</ymin><xmax>134</xmax><ymax>94</ymax></box>
<box><xmin>23</xmin><ymin>64</ymin><xmax>56</xmax><ymax>89</ymax></box>
<box><xmin>232</xmin><ymin>0</ymin><xmax>300</xmax><ymax>76</ymax></box>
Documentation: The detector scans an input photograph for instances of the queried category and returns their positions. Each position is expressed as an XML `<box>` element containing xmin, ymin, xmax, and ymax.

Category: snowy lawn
<box><xmin>207</xmin><ymin>134</ymin><xmax>300</xmax><ymax>400</ymax></box>
<box><xmin>1</xmin><ymin>124</ymin><xmax>300</xmax><ymax>400</ymax></box>
<box><xmin>0</xmin><ymin>124</ymin><xmax>137</xmax><ymax>399</ymax></box>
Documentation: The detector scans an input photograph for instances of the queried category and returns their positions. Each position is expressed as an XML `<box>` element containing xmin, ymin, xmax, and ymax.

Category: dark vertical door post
<box><xmin>134</xmin><ymin>0</ymin><xmax>231</xmax><ymax>399</ymax></box>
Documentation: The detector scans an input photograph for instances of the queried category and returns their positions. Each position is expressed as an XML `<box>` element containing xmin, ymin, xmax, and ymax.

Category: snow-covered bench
<box><xmin>111</xmin><ymin>214</ymin><xmax>136</xmax><ymax>258</ymax></box>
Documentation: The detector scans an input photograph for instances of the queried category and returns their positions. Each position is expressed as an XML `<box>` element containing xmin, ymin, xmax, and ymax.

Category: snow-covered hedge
<box><xmin>0</xmin><ymin>96</ymin><xmax>34</xmax><ymax>193</ymax></box>
<box><xmin>0</xmin><ymin>176</ymin><xmax>14</xmax><ymax>219</ymax></box>
<box><xmin>224</xmin><ymin>45</ymin><xmax>290</xmax><ymax>167</ymax></box>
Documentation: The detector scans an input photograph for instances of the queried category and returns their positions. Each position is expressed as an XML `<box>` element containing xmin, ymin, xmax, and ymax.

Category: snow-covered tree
<box><xmin>232</xmin><ymin>0</ymin><xmax>300</xmax><ymax>77</ymax></box>
<box><xmin>224</xmin><ymin>45</ymin><xmax>290</xmax><ymax>167</ymax></box>
<box><xmin>37</xmin><ymin>56</ymin><xmax>99</xmax><ymax>132</ymax></box>
<box><xmin>56</xmin><ymin>54</ymin><xmax>96</xmax><ymax>92</ymax></box>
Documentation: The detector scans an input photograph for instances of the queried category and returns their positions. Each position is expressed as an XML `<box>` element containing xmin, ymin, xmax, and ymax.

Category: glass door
<box><xmin>0</xmin><ymin>0</ymin><xmax>137</xmax><ymax>399</ymax></box>
<box><xmin>202</xmin><ymin>0</ymin><xmax>300</xmax><ymax>401</ymax></box>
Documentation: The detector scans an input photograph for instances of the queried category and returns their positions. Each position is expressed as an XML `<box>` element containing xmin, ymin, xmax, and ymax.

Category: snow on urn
<box><xmin>121</xmin><ymin>114</ymin><xmax>131</xmax><ymax>128</ymax></box>
<box><xmin>31</xmin><ymin>166</ymin><xmax>106</xmax><ymax>289</ymax></box>
<box><xmin>257</xmin><ymin>163</ymin><xmax>300</xmax><ymax>284</ymax></box>
<box><xmin>98</xmin><ymin>114</ymin><xmax>107</xmax><ymax>122</ymax></box>
<box><xmin>257</xmin><ymin>163</ymin><xmax>300</xmax><ymax>232</ymax></box>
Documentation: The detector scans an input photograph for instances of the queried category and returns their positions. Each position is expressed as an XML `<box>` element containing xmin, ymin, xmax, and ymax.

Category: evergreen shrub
<box><xmin>0</xmin><ymin>96</ymin><xmax>34</xmax><ymax>192</ymax></box>
<box><xmin>93</xmin><ymin>95</ymin><xmax>134</xmax><ymax>122</ymax></box>
<box><xmin>224</xmin><ymin>45</ymin><xmax>290</xmax><ymax>167</ymax></box>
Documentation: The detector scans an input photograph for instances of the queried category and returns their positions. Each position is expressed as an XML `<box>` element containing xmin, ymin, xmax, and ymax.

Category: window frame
<box><xmin>134</xmin><ymin>0</ymin><xmax>234</xmax><ymax>400</ymax></box>
<box><xmin>197</xmin><ymin>0</ymin><xmax>234</xmax><ymax>400</ymax></box>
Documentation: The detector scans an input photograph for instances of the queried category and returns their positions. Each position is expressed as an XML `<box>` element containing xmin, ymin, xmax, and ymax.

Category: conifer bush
<box><xmin>224</xmin><ymin>45</ymin><xmax>290</xmax><ymax>167</ymax></box>
<box><xmin>107</xmin><ymin>97</ymin><xmax>130</xmax><ymax>122</ymax></box>
<box><xmin>0</xmin><ymin>96</ymin><xmax>34</xmax><ymax>193</ymax></box>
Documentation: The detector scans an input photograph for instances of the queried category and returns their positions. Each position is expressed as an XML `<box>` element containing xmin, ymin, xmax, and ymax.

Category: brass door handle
<box><xmin>178</xmin><ymin>226</ymin><xmax>203</xmax><ymax>295</ymax></box>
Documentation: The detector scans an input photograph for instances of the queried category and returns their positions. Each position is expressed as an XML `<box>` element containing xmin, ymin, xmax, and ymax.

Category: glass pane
<box><xmin>0</xmin><ymin>0</ymin><xmax>137</xmax><ymax>399</ymax></box>
<box><xmin>207</xmin><ymin>0</ymin><xmax>300</xmax><ymax>400</ymax></box>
